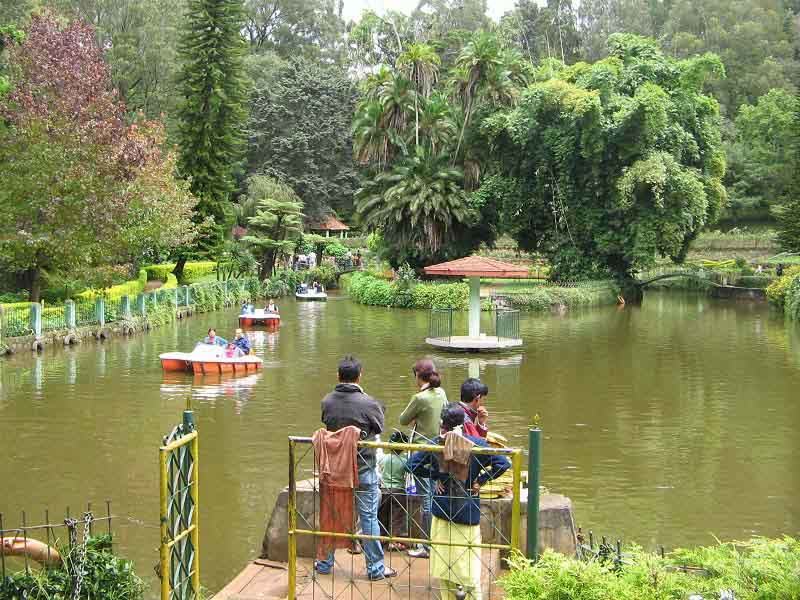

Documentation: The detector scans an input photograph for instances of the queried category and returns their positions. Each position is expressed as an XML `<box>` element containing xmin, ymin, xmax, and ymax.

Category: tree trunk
<box><xmin>172</xmin><ymin>256</ymin><xmax>188</xmax><ymax>282</ymax></box>
<box><xmin>28</xmin><ymin>268</ymin><xmax>42</xmax><ymax>303</ymax></box>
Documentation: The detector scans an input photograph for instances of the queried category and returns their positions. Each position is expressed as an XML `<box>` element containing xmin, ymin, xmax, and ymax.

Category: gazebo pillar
<box><xmin>468</xmin><ymin>276</ymin><xmax>481</xmax><ymax>338</ymax></box>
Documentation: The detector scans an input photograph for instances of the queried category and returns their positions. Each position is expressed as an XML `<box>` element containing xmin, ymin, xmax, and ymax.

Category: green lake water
<box><xmin>1</xmin><ymin>291</ymin><xmax>799</xmax><ymax>596</ymax></box>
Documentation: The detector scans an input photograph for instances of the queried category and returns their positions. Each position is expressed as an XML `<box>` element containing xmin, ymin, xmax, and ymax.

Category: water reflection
<box><xmin>1</xmin><ymin>292</ymin><xmax>799</xmax><ymax>598</ymax></box>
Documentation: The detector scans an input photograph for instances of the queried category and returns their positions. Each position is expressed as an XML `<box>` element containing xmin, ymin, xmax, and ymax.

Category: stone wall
<box><xmin>260</xmin><ymin>479</ymin><xmax>576</xmax><ymax>563</ymax></box>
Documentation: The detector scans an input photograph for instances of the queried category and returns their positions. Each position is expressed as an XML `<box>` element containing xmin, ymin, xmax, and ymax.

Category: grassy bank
<box><xmin>501</xmin><ymin>282</ymin><xmax>620</xmax><ymax>311</ymax></box>
<box><xmin>502</xmin><ymin>537</ymin><xmax>799</xmax><ymax>600</ymax></box>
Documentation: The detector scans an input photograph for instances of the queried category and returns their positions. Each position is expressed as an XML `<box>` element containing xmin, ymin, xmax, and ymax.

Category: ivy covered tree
<box><xmin>247</xmin><ymin>56</ymin><xmax>358</xmax><ymax>219</ymax></box>
<box><xmin>175</xmin><ymin>0</ymin><xmax>248</xmax><ymax>273</ymax></box>
<box><xmin>486</xmin><ymin>34</ymin><xmax>727</xmax><ymax>288</ymax></box>
<box><xmin>0</xmin><ymin>14</ymin><xmax>197</xmax><ymax>301</ymax></box>
<box><xmin>241</xmin><ymin>176</ymin><xmax>304</xmax><ymax>278</ymax></box>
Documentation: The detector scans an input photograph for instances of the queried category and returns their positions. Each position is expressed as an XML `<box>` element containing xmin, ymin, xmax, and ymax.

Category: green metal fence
<box><xmin>0</xmin><ymin>278</ymin><xmax>260</xmax><ymax>341</ymax></box>
<box><xmin>495</xmin><ymin>309</ymin><xmax>520</xmax><ymax>341</ymax></box>
<box><xmin>428</xmin><ymin>308</ymin><xmax>454</xmax><ymax>342</ymax></box>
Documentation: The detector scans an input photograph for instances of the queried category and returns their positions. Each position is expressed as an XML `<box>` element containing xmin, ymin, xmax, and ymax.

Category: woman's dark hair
<box><xmin>413</xmin><ymin>358</ymin><xmax>441</xmax><ymax>388</ymax></box>
<box><xmin>207</xmin><ymin>328</ymin><xmax>215</xmax><ymax>335</ymax></box>
<box><xmin>338</xmin><ymin>355</ymin><xmax>362</xmax><ymax>383</ymax></box>
<box><xmin>441</xmin><ymin>403</ymin><xmax>466</xmax><ymax>432</ymax></box>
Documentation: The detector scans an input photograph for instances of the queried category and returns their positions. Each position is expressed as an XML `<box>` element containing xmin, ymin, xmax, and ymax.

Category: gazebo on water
<box><xmin>423</xmin><ymin>256</ymin><xmax>526</xmax><ymax>352</ymax></box>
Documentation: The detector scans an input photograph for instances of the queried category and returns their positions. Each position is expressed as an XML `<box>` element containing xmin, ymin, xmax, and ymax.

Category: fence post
<box><xmin>121</xmin><ymin>295</ymin><xmax>131</xmax><ymax>318</ymax></box>
<box><xmin>65</xmin><ymin>300</ymin><xmax>76</xmax><ymax>329</ymax></box>
<box><xmin>136</xmin><ymin>293</ymin><xmax>146</xmax><ymax>317</ymax></box>
<box><xmin>185</xmin><ymin>285</ymin><xmax>191</xmax><ymax>306</ymax></box>
<box><xmin>95</xmin><ymin>297</ymin><xmax>105</xmax><ymax>328</ymax></box>
<box><xmin>527</xmin><ymin>428</ymin><xmax>542</xmax><ymax>561</ymax></box>
<box><xmin>173</xmin><ymin>288</ymin><xmax>179</xmax><ymax>310</ymax></box>
<box><xmin>30</xmin><ymin>303</ymin><xmax>42</xmax><ymax>337</ymax></box>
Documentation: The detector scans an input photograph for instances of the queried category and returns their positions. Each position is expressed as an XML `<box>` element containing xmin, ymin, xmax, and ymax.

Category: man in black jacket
<box><xmin>316</xmin><ymin>355</ymin><xmax>397</xmax><ymax>581</ymax></box>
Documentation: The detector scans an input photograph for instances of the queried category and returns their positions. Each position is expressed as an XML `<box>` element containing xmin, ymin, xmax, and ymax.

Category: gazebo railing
<box><xmin>428</xmin><ymin>308</ymin><xmax>453</xmax><ymax>342</ymax></box>
<box><xmin>495</xmin><ymin>309</ymin><xmax>520</xmax><ymax>341</ymax></box>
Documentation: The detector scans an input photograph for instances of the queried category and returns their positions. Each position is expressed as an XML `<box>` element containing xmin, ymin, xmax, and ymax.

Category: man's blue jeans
<box><xmin>315</xmin><ymin>467</ymin><xmax>385</xmax><ymax>578</ymax></box>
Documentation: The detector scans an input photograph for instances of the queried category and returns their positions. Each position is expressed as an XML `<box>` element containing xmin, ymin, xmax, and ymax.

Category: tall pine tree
<box><xmin>175</xmin><ymin>0</ymin><xmax>248</xmax><ymax>275</ymax></box>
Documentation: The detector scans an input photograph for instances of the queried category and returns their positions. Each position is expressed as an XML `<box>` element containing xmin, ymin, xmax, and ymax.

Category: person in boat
<box><xmin>233</xmin><ymin>328</ymin><xmax>251</xmax><ymax>355</ymax></box>
<box><xmin>265</xmin><ymin>298</ymin><xmax>278</xmax><ymax>313</ymax></box>
<box><xmin>408</xmin><ymin>403</ymin><xmax>510</xmax><ymax>600</ymax></box>
<box><xmin>204</xmin><ymin>328</ymin><xmax>227</xmax><ymax>347</ymax></box>
<box><xmin>224</xmin><ymin>342</ymin><xmax>243</xmax><ymax>358</ymax></box>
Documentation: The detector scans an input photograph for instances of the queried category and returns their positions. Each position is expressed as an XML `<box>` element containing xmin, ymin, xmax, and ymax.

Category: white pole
<box><xmin>469</xmin><ymin>276</ymin><xmax>481</xmax><ymax>338</ymax></box>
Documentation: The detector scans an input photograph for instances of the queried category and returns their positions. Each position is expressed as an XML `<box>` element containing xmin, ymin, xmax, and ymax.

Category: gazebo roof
<box><xmin>423</xmin><ymin>256</ymin><xmax>529</xmax><ymax>278</ymax></box>
<box><xmin>308</xmin><ymin>215</ymin><xmax>350</xmax><ymax>231</ymax></box>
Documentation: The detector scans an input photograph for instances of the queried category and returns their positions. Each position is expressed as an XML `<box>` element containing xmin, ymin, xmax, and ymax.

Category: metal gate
<box><xmin>159</xmin><ymin>410</ymin><xmax>200</xmax><ymax>600</ymax></box>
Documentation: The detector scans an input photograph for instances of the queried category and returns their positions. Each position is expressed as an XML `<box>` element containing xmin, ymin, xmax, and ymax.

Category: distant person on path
<box><xmin>777</xmin><ymin>263</ymin><xmax>784</xmax><ymax>277</ymax></box>
<box><xmin>399</xmin><ymin>358</ymin><xmax>448</xmax><ymax>558</ymax></box>
<box><xmin>459</xmin><ymin>378</ymin><xmax>489</xmax><ymax>438</ymax></box>
<box><xmin>316</xmin><ymin>356</ymin><xmax>397</xmax><ymax>581</ymax></box>
<box><xmin>233</xmin><ymin>329</ymin><xmax>251</xmax><ymax>355</ymax></box>
<box><xmin>408</xmin><ymin>403</ymin><xmax>510</xmax><ymax>600</ymax></box>
<box><xmin>203</xmin><ymin>328</ymin><xmax>227</xmax><ymax>346</ymax></box>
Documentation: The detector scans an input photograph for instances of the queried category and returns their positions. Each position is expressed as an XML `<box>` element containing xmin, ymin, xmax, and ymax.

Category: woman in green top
<box><xmin>398</xmin><ymin>358</ymin><xmax>448</xmax><ymax>558</ymax></box>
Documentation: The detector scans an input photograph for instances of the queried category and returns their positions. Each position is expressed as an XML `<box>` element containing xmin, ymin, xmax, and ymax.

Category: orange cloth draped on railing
<box><xmin>312</xmin><ymin>426</ymin><xmax>360</xmax><ymax>559</ymax></box>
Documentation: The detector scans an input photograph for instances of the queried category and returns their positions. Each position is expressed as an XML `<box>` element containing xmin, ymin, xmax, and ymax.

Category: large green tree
<box><xmin>0</xmin><ymin>13</ymin><xmax>196</xmax><ymax>301</ymax></box>
<box><xmin>241</xmin><ymin>176</ymin><xmax>304</xmax><ymax>278</ymax></box>
<box><xmin>247</xmin><ymin>56</ymin><xmax>358</xmax><ymax>219</ymax></box>
<box><xmin>774</xmin><ymin>96</ymin><xmax>800</xmax><ymax>251</ymax></box>
<box><xmin>486</xmin><ymin>34</ymin><xmax>727</xmax><ymax>285</ymax></box>
<box><xmin>176</xmin><ymin>0</ymin><xmax>248</xmax><ymax>273</ymax></box>
<box><xmin>725</xmin><ymin>88</ymin><xmax>800</xmax><ymax>216</ymax></box>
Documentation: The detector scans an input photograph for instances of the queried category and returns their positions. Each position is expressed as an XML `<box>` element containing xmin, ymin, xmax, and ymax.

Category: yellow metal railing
<box><xmin>286</xmin><ymin>436</ymin><xmax>524</xmax><ymax>600</ymax></box>
<box><xmin>159</xmin><ymin>412</ymin><xmax>200</xmax><ymax>600</ymax></box>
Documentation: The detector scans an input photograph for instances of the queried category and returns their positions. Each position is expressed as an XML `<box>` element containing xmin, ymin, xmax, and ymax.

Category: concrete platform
<box><xmin>214</xmin><ymin>548</ymin><xmax>504</xmax><ymax>600</ymax></box>
<box><xmin>425</xmin><ymin>336</ymin><xmax>523</xmax><ymax>352</ymax></box>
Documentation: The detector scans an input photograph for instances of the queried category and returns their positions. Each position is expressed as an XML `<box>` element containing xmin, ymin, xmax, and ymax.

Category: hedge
<box><xmin>78</xmin><ymin>269</ymin><xmax>148</xmax><ymax>301</ymax></box>
<box><xmin>343</xmin><ymin>271</ymin><xmax>468</xmax><ymax>309</ymax></box>
<box><xmin>143</xmin><ymin>262</ymin><xmax>217</xmax><ymax>285</ymax></box>
<box><xmin>505</xmin><ymin>284</ymin><xmax>619</xmax><ymax>311</ymax></box>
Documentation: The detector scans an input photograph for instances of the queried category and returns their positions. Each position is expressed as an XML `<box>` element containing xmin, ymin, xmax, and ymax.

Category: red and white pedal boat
<box><xmin>160</xmin><ymin>343</ymin><xmax>262</xmax><ymax>375</ymax></box>
<box><xmin>238</xmin><ymin>309</ymin><xmax>281</xmax><ymax>327</ymax></box>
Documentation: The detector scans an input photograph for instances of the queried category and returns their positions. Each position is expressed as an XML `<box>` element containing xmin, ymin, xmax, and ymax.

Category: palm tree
<box><xmin>356</xmin><ymin>148</ymin><xmax>470</xmax><ymax>256</ymax></box>
<box><xmin>398</xmin><ymin>43</ymin><xmax>441</xmax><ymax>147</ymax></box>
<box><xmin>418</xmin><ymin>92</ymin><xmax>457</xmax><ymax>155</ymax></box>
<box><xmin>452</xmin><ymin>31</ymin><xmax>525</xmax><ymax>161</ymax></box>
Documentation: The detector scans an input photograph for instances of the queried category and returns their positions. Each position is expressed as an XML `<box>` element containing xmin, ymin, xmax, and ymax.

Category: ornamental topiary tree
<box><xmin>486</xmin><ymin>34</ymin><xmax>727</xmax><ymax>289</ymax></box>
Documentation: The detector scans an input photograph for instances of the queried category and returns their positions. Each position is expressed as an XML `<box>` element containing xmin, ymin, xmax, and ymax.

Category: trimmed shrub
<box><xmin>346</xmin><ymin>272</ymin><xmax>469</xmax><ymax>309</ymax></box>
<box><xmin>143</xmin><ymin>263</ymin><xmax>174</xmax><ymax>282</ymax></box>
<box><xmin>506</xmin><ymin>284</ymin><xmax>618</xmax><ymax>311</ymax></box>
<box><xmin>181</xmin><ymin>261</ymin><xmax>217</xmax><ymax>283</ymax></box>
<box><xmin>78</xmin><ymin>269</ymin><xmax>148</xmax><ymax>301</ymax></box>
